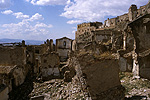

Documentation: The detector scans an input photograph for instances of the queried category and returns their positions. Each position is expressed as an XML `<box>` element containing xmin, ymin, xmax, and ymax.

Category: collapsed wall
<box><xmin>0</xmin><ymin>47</ymin><xmax>30</xmax><ymax>90</ymax></box>
<box><xmin>40</xmin><ymin>52</ymin><xmax>60</xmax><ymax>80</ymax></box>
<box><xmin>65</xmin><ymin>51</ymin><xmax>125</xmax><ymax>100</ymax></box>
<box><xmin>0</xmin><ymin>47</ymin><xmax>26</xmax><ymax>66</ymax></box>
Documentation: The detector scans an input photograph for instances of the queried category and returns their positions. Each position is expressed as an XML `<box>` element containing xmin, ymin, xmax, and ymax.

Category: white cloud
<box><xmin>1</xmin><ymin>10</ymin><xmax>13</xmax><ymax>14</ymax></box>
<box><xmin>29</xmin><ymin>13</ymin><xmax>44</xmax><ymax>21</ymax></box>
<box><xmin>0</xmin><ymin>11</ymin><xmax>52</xmax><ymax>40</ymax></box>
<box><xmin>0</xmin><ymin>0</ymin><xmax>12</xmax><ymax>9</ymax></box>
<box><xmin>61</xmin><ymin>0</ymin><xmax>149</xmax><ymax>23</ymax></box>
<box><xmin>1</xmin><ymin>10</ymin><xmax>43</xmax><ymax>21</ymax></box>
<box><xmin>13</xmin><ymin>12</ymin><xmax>29</xmax><ymax>19</ymax></box>
<box><xmin>35</xmin><ymin>23</ymin><xmax>53</xmax><ymax>28</ymax></box>
<box><xmin>25</xmin><ymin>0</ymin><xmax>148</xmax><ymax>24</ymax></box>
<box><xmin>67</xmin><ymin>20</ymin><xmax>83</xmax><ymax>24</ymax></box>
<box><xmin>30</xmin><ymin>0</ymin><xmax>67</xmax><ymax>5</ymax></box>
<box><xmin>0</xmin><ymin>20</ymin><xmax>53</xmax><ymax>40</ymax></box>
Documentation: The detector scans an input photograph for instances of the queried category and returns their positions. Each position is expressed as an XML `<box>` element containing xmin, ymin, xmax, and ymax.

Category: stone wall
<box><xmin>26</xmin><ymin>46</ymin><xmax>35</xmax><ymax>65</ymax></box>
<box><xmin>124</xmin><ymin>14</ymin><xmax>150</xmax><ymax>78</ymax></box>
<box><xmin>139</xmin><ymin>53</ymin><xmax>150</xmax><ymax>80</ymax></box>
<box><xmin>40</xmin><ymin>53</ymin><xmax>60</xmax><ymax>80</ymax></box>
<box><xmin>93</xmin><ymin>29</ymin><xmax>112</xmax><ymax>44</ymax></box>
<box><xmin>119</xmin><ymin>57</ymin><xmax>132</xmax><ymax>72</ymax></box>
<box><xmin>0</xmin><ymin>46</ymin><xmax>29</xmax><ymax>89</ymax></box>
<box><xmin>56</xmin><ymin>37</ymin><xmax>72</xmax><ymax>49</ymax></box>
<box><xmin>0</xmin><ymin>85</ymin><xmax>9</xmax><ymax>100</ymax></box>
<box><xmin>56</xmin><ymin>37</ymin><xmax>72</xmax><ymax>61</ymax></box>
<box><xmin>0</xmin><ymin>65</ymin><xmax>28</xmax><ymax>92</ymax></box>
<box><xmin>65</xmin><ymin>51</ymin><xmax>125</xmax><ymax>100</ymax></box>
<box><xmin>128</xmin><ymin>16</ymin><xmax>150</xmax><ymax>51</ymax></box>
<box><xmin>12</xmin><ymin>66</ymin><xmax>26</xmax><ymax>87</ymax></box>
<box><xmin>76</xmin><ymin>22</ymin><xmax>103</xmax><ymax>43</ymax></box>
<box><xmin>0</xmin><ymin>47</ymin><xmax>26</xmax><ymax>66</ymax></box>
<box><xmin>34</xmin><ymin>45</ymin><xmax>46</xmax><ymax>55</ymax></box>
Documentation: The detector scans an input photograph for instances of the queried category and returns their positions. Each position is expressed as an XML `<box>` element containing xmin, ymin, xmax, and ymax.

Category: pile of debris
<box><xmin>120</xmin><ymin>72</ymin><xmax>150</xmax><ymax>100</ymax></box>
<box><xmin>30</xmin><ymin>77</ymin><xmax>91</xmax><ymax>100</ymax></box>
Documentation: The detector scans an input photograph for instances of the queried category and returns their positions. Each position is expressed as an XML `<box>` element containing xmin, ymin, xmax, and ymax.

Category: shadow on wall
<box><xmin>9</xmin><ymin>72</ymin><xmax>35</xmax><ymax>100</ymax></box>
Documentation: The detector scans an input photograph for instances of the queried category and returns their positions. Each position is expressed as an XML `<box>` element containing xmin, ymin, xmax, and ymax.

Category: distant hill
<box><xmin>0</xmin><ymin>38</ymin><xmax>44</xmax><ymax>45</ymax></box>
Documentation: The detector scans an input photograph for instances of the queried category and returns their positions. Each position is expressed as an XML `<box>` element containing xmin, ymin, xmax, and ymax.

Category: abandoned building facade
<box><xmin>56</xmin><ymin>37</ymin><xmax>73</xmax><ymax>62</ymax></box>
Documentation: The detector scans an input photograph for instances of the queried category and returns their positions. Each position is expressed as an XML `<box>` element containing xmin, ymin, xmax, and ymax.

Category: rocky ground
<box><xmin>29</xmin><ymin>75</ymin><xmax>91</xmax><ymax>100</ymax></box>
<box><xmin>120</xmin><ymin>72</ymin><xmax>150</xmax><ymax>100</ymax></box>
<box><xmin>29</xmin><ymin>72</ymin><xmax>150</xmax><ymax>100</ymax></box>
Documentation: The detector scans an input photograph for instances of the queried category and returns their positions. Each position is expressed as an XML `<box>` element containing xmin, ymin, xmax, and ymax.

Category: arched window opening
<box><xmin>63</xmin><ymin>41</ymin><xmax>66</xmax><ymax>46</ymax></box>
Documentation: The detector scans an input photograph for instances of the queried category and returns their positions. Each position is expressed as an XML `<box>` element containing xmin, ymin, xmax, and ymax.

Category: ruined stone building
<box><xmin>117</xmin><ymin>2</ymin><xmax>150</xmax><ymax>77</ymax></box>
<box><xmin>0</xmin><ymin>41</ymin><xmax>30</xmax><ymax>99</ymax></box>
<box><xmin>56</xmin><ymin>37</ymin><xmax>73</xmax><ymax>62</ymax></box>
<box><xmin>40</xmin><ymin>52</ymin><xmax>60</xmax><ymax>80</ymax></box>
<box><xmin>1</xmin><ymin>2</ymin><xmax>150</xmax><ymax>100</ymax></box>
<box><xmin>26</xmin><ymin>39</ymin><xmax>61</xmax><ymax>78</ymax></box>
<box><xmin>25</xmin><ymin>37</ymin><xmax>73</xmax><ymax>81</ymax></box>
<box><xmin>123</xmin><ymin>14</ymin><xmax>150</xmax><ymax>79</ymax></box>
<box><xmin>0</xmin><ymin>39</ymin><xmax>59</xmax><ymax>99</ymax></box>
<box><xmin>75</xmin><ymin>24</ymin><xmax>123</xmax><ymax>51</ymax></box>
<box><xmin>32</xmin><ymin>45</ymin><xmax>47</xmax><ymax>74</ymax></box>
<box><xmin>74</xmin><ymin>1</ymin><xmax>150</xmax><ymax>80</ymax></box>
<box><xmin>75</xmin><ymin>22</ymin><xmax>103</xmax><ymax>49</ymax></box>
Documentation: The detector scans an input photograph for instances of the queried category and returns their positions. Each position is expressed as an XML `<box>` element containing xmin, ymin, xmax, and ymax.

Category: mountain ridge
<box><xmin>0</xmin><ymin>38</ymin><xmax>44</xmax><ymax>45</ymax></box>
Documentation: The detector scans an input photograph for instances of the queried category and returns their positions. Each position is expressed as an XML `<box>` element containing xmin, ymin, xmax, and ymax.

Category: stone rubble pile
<box><xmin>30</xmin><ymin>76</ymin><xmax>91</xmax><ymax>100</ymax></box>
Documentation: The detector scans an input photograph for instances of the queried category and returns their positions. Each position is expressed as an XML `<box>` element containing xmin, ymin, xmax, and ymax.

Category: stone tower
<box><xmin>22</xmin><ymin>40</ymin><xmax>25</xmax><ymax>47</ymax></box>
<box><xmin>50</xmin><ymin>39</ymin><xmax>53</xmax><ymax>52</ymax></box>
<box><xmin>128</xmin><ymin>4</ymin><xmax>137</xmax><ymax>21</ymax></box>
<box><xmin>46</xmin><ymin>39</ymin><xmax>50</xmax><ymax>46</ymax></box>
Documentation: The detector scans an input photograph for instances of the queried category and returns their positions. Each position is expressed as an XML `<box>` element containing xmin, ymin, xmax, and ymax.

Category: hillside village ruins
<box><xmin>1</xmin><ymin>1</ymin><xmax>150</xmax><ymax>100</ymax></box>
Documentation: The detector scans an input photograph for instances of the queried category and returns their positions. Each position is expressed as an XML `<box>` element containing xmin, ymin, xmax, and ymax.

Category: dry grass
<box><xmin>93</xmin><ymin>51</ymin><xmax>117</xmax><ymax>59</ymax></box>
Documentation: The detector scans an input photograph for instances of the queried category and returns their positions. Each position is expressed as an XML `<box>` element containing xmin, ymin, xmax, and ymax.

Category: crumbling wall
<box><xmin>93</xmin><ymin>30</ymin><xmax>112</xmax><ymax>43</ymax></box>
<box><xmin>77</xmin><ymin>53</ymin><xmax>124</xmax><ymax>100</ymax></box>
<box><xmin>56</xmin><ymin>37</ymin><xmax>72</xmax><ymax>49</ymax></box>
<box><xmin>0</xmin><ymin>47</ymin><xmax>29</xmax><ymax>89</ymax></box>
<box><xmin>119</xmin><ymin>57</ymin><xmax>132</xmax><ymax>72</ymax></box>
<box><xmin>26</xmin><ymin>46</ymin><xmax>35</xmax><ymax>65</ymax></box>
<box><xmin>65</xmin><ymin>51</ymin><xmax>125</xmax><ymax>100</ymax></box>
<box><xmin>128</xmin><ymin>18</ymin><xmax>150</xmax><ymax>51</ymax></box>
<box><xmin>40</xmin><ymin>53</ymin><xmax>60</xmax><ymax>80</ymax></box>
<box><xmin>0</xmin><ymin>47</ymin><xmax>26</xmax><ymax>66</ymax></box>
<box><xmin>57</xmin><ymin>49</ymin><xmax>70</xmax><ymax>61</ymax></box>
<box><xmin>139</xmin><ymin>52</ymin><xmax>150</xmax><ymax>80</ymax></box>
<box><xmin>118</xmin><ymin>14</ymin><xmax>129</xmax><ymax>22</ymax></box>
<box><xmin>72</xmin><ymin>40</ymin><xmax>77</xmax><ymax>51</ymax></box>
<box><xmin>56</xmin><ymin>37</ymin><xmax>72</xmax><ymax>62</ymax></box>
<box><xmin>0</xmin><ymin>65</ymin><xmax>28</xmax><ymax>92</ymax></box>
<box><xmin>128</xmin><ymin>4</ymin><xmax>137</xmax><ymax>21</ymax></box>
<box><xmin>34</xmin><ymin>45</ymin><xmax>46</xmax><ymax>55</ymax></box>
<box><xmin>104</xmin><ymin>18</ymin><xmax>117</xmax><ymax>27</ymax></box>
<box><xmin>0</xmin><ymin>85</ymin><xmax>9</xmax><ymax>100</ymax></box>
<box><xmin>126</xmin><ymin>14</ymin><xmax>150</xmax><ymax>78</ymax></box>
<box><xmin>12</xmin><ymin>66</ymin><xmax>26</xmax><ymax>87</ymax></box>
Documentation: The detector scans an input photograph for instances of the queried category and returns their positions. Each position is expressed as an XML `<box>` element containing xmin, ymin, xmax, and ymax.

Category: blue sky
<box><xmin>0</xmin><ymin>0</ymin><xmax>149</xmax><ymax>40</ymax></box>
